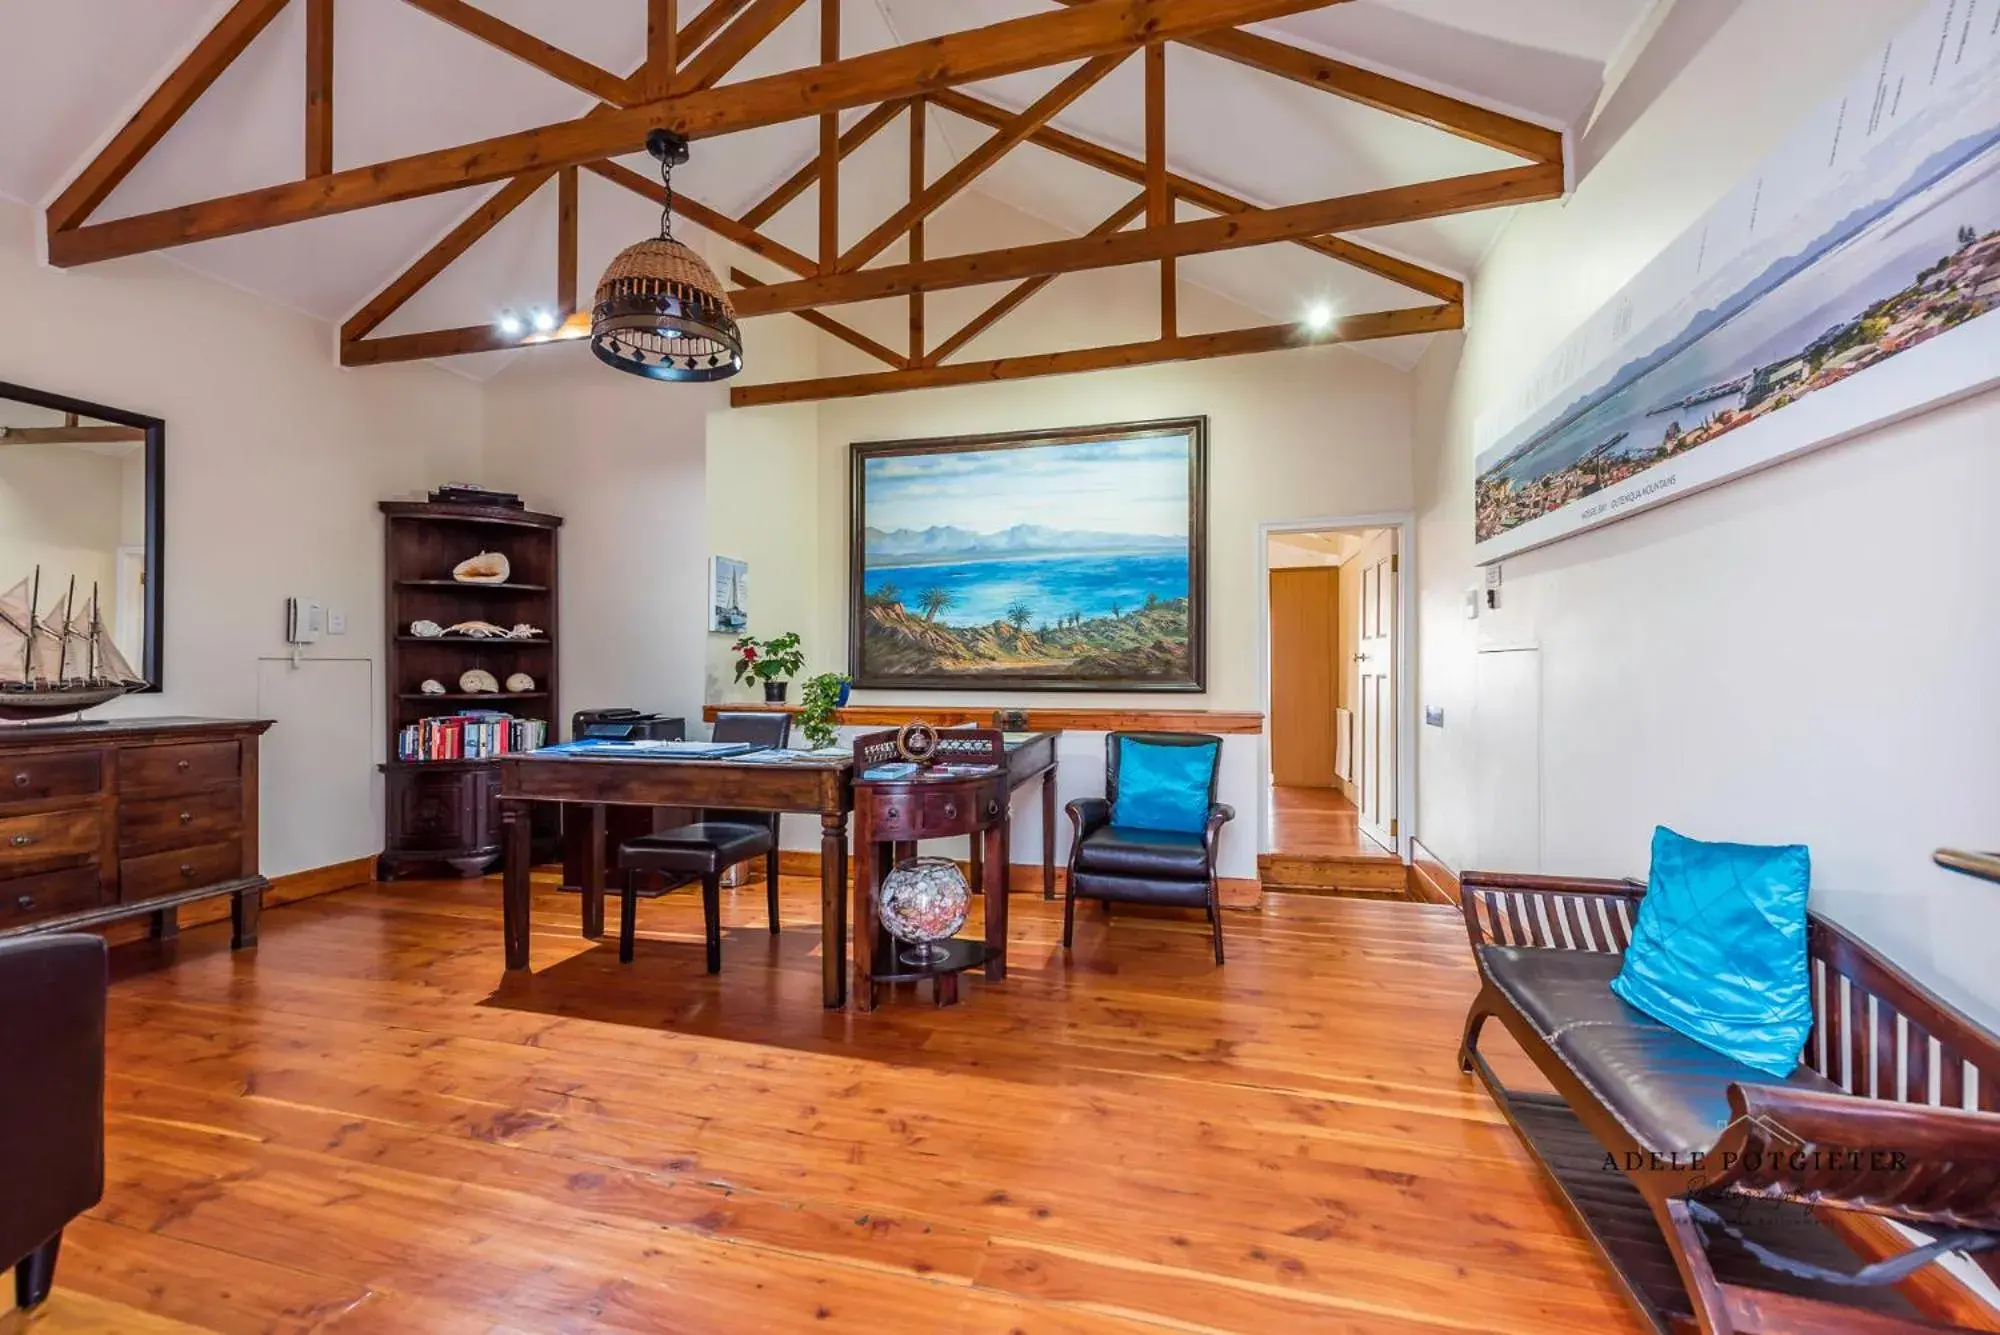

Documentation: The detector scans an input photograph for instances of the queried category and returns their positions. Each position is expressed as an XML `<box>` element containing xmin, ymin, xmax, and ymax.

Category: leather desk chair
<box><xmin>617</xmin><ymin>712</ymin><xmax>791</xmax><ymax>969</ymax></box>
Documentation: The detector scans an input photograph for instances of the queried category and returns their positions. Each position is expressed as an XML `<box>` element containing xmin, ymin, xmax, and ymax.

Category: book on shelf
<box><xmin>397</xmin><ymin>711</ymin><xmax>547</xmax><ymax>763</ymax></box>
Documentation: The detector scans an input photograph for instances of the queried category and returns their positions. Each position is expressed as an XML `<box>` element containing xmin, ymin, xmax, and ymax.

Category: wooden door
<box><xmin>1356</xmin><ymin>534</ymin><xmax>1397</xmax><ymax>847</ymax></box>
<box><xmin>1269</xmin><ymin>567</ymin><xmax>1339</xmax><ymax>787</ymax></box>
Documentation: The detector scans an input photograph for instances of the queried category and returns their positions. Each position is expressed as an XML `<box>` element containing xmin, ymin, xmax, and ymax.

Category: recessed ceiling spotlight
<box><xmin>497</xmin><ymin>310</ymin><xmax>523</xmax><ymax>336</ymax></box>
<box><xmin>1305</xmin><ymin>303</ymin><xmax>1334</xmax><ymax>333</ymax></box>
<box><xmin>530</xmin><ymin>307</ymin><xmax>556</xmax><ymax>333</ymax></box>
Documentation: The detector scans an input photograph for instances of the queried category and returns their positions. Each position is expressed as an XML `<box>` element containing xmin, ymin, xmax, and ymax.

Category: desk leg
<box><xmin>502</xmin><ymin>799</ymin><xmax>532</xmax><ymax>970</ymax></box>
<box><xmin>580</xmin><ymin>803</ymin><xmax>606</xmax><ymax>940</ymax></box>
<box><xmin>1042</xmin><ymin>767</ymin><xmax>1057</xmax><ymax>901</ymax></box>
<box><xmin>850</xmin><ymin>810</ymin><xmax>876</xmax><ymax>1012</ymax></box>
<box><xmin>982</xmin><ymin>817</ymin><xmax>1007</xmax><ymax>982</ymax></box>
<box><xmin>821</xmin><ymin>811</ymin><xmax>848</xmax><ymax>1010</ymax></box>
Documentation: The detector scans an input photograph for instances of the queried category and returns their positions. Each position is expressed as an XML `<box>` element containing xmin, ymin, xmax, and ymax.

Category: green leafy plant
<box><xmin>731</xmin><ymin>631</ymin><xmax>804</xmax><ymax>686</ymax></box>
<box><xmin>797</xmin><ymin>671</ymin><xmax>850</xmax><ymax>750</ymax></box>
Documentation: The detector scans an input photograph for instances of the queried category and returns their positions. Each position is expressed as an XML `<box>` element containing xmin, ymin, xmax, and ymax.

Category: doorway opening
<box><xmin>1260</xmin><ymin>523</ymin><xmax>1407</xmax><ymax>896</ymax></box>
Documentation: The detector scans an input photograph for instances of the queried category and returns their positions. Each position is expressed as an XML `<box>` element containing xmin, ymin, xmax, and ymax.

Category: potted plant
<box><xmin>731</xmin><ymin>632</ymin><xmax>805</xmax><ymax>702</ymax></box>
<box><xmin>797</xmin><ymin>671</ymin><xmax>851</xmax><ymax>750</ymax></box>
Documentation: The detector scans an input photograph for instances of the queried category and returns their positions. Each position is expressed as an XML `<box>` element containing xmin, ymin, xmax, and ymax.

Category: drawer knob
<box><xmin>942</xmin><ymin>804</ymin><xmax>957</xmax><ymax>820</ymax></box>
<box><xmin>11</xmin><ymin>773</ymin><xmax>27</xmax><ymax>787</ymax></box>
<box><xmin>14</xmin><ymin>895</ymin><xmax>31</xmax><ymax>911</ymax></box>
<box><xmin>176</xmin><ymin>759</ymin><xmax>192</xmax><ymax>771</ymax></box>
<box><xmin>886</xmin><ymin>806</ymin><xmax>900</xmax><ymax>819</ymax></box>
<box><xmin>180</xmin><ymin>863</ymin><xmax>196</xmax><ymax>878</ymax></box>
<box><xmin>9</xmin><ymin>834</ymin><xmax>31</xmax><ymax>847</ymax></box>
<box><xmin>987</xmin><ymin>802</ymin><xmax>1000</xmax><ymax>816</ymax></box>
<box><xmin>179</xmin><ymin>811</ymin><xmax>195</xmax><ymax>825</ymax></box>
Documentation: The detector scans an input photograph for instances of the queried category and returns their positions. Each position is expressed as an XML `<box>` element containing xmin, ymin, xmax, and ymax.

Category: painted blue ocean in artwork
<box><xmin>861</xmin><ymin>550</ymin><xmax>1189</xmax><ymax>629</ymax></box>
<box><xmin>855</xmin><ymin>430</ymin><xmax>1200</xmax><ymax>684</ymax></box>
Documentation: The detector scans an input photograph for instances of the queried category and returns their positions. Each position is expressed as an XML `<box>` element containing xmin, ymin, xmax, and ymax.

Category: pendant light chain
<box><xmin>658</xmin><ymin>148</ymin><xmax>676</xmax><ymax>242</ymax></box>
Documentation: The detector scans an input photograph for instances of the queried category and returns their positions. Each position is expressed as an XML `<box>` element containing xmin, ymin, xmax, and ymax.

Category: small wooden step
<box><xmin>1258</xmin><ymin>852</ymin><xmax>1409</xmax><ymax>898</ymax></box>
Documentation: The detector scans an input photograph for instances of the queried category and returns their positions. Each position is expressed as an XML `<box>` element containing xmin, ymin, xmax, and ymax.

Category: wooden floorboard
<box><xmin>5</xmin><ymin>876</ymin><xmax>1647</xmax><ymax>1334</ymax></box>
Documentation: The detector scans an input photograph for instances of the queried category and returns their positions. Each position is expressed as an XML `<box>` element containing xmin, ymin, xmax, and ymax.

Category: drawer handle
<box><xmin>942</xmin><ymin>804</ymin><xmax>957</xmax><ymax>820</ymax></box>
<box><xmin>9</xmin><ymin>834</ymin><xmax>32</xmax><ymax>848</ymax></box>
<box><xmin>176</xmin><ymin>759</ymin><xmax>192</xmax><ymax>771</ymax></box>
<box><xmin>14</xmin><ymin>895</ymin><xmax>31</xmax><ymax>911</ymax></box>
<box><xmin>179</xmin><ymin>811</ymin><xmax>195</xmax><ymax>825</ymax></box>
<box><xmin>11</xmin><ymin>773</ymin><xmax>27</xmax><ymax>787</ymax></box>
<box><xmin>180</xmin><ymin>863</ymin><xmax>197</xmax><ymax>878</ymax></box>
<box><xmin>886</xmin><ymin>806</ymin><xmax>900</xmax><ymax>819</ymax></box>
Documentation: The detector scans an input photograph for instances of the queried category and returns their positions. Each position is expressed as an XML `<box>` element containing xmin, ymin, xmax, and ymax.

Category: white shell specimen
<box><xmin>409</xmin><ymin>620</ymin><xmax>444</xmax><ymax>638</ymax></box>
<box><xmin>445</xmin><ymin>619</ymin><xmax>508</xmax><ymax>638</ymax></box>
<box><xmin>419</xmin><ymin>678</ymin><xmax>447</xmax><ymax>695</ymax></box>
<box><xmin>459</xmin><ymin>669</ymin><xmax>501</xmax><ymax>694</ymax></box>
<box><xmin>504</xmin><ymin>673</ymin><xmax>537</xmax><ymax>693</ymax></box>
<box><xmin>504</xmin><ymin>623</ymin><xmax>545</xmax><ymax>640</ymax></box>
<box><xmin>452</xmin><ymin>551</ymin><xmax>511</xmax><ymax>584</ymax></box>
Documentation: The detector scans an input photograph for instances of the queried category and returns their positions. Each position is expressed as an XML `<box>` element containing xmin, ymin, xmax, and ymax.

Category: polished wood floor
<box><xmin>5</xmin><ymin>876</ymin><xmax>1646</xmax><ymax>1334</ymax></box>
<box><xmin>1264</xmin><ymin>785</ymin><xmax>1395</xmax><ymax>859</ymax></box>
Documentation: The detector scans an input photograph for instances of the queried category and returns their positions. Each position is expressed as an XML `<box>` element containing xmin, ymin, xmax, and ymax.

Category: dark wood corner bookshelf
<box><xmin>377</xmin><ymin>499</ymin><xmax>562</xmax><ymax>879</ymax></box>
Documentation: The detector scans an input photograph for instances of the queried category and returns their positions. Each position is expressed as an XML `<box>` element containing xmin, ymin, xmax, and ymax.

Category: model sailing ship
<box><xmin>0</xmin><ymin>568</ymin><xmax>147</xmax><ymax>721</ymax></box>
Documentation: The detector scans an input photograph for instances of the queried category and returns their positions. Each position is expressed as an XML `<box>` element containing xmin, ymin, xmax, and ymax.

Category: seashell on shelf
<box><xmin>452</xmin><ymin>551</ymin><xmax>510</xmax><ymax>584</ymax></box>
<box><xmin>504</xmin><ymin>623</ymin><xmax>544</xmax><ymax>640</ymax></box>
<box><xmin>444</xmin><ymin>620</ymin><xmax>508</xmax><ymax>638</ymax></box>
<box><xmin>458</xmin><ymin>669</ymin><xmax>500</xmax><ymax>694</ymax></box>
<box><xmin>504</xmin><ymin>673</ymin><xmax>537</xmax><ymax>693</ymax></box>
<box><xmin>419</xmin><ymin>679</ymin><xmax>447</xmax><ymax>695</ymax></box>
<box><xmin>409</xmin><ymin>620</ymin><xmax>444</xmax><ymax>638</ymax></box>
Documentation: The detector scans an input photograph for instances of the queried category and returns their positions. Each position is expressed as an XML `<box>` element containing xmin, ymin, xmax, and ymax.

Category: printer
<box><xmin>569</xmin><ymin>709</ymin><xmax>686</xmax><ymax>743</ymax></box>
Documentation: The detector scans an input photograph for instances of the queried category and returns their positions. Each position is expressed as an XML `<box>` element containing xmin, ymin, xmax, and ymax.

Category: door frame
<box><xmin>1256</xmin><ymin>513</ymin><xmax>1417</xmax><ymax>862</ymax></box>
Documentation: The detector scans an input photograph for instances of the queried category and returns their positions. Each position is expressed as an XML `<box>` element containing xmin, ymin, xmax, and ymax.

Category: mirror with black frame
<box><xmin>0</xmin><ymin>380</ymin><xmax>163</xmax><ymax>719</ymax></box>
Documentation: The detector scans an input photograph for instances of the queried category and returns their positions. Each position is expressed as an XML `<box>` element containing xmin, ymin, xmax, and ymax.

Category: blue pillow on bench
<box><xmin>1111</xmin><ymin>737</ymin><xmax>1218</xmax><ymax>835</ymax></box>
<box><xmin>1610</xmin><ymin>826</ymin><xmax>1812</xmax><ymax>1079</ymax></box>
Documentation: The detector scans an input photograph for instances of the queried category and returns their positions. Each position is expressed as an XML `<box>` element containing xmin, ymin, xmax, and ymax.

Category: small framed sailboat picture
<box><xmin>709</xmin><ymin>555</ymin><xmax>749</xmax><ymax>633</ymax></box>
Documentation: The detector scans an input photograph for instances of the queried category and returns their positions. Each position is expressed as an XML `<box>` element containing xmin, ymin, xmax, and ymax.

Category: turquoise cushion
<box><xmin>1110</xmin><ymin>737</ymin><xmax>1218</xmax><ymax>835</ymax></box>
<box><xmin>1610</xmin><ymin>826</ymin><xmax>1812</xmax><ymax>1079</ymax></box>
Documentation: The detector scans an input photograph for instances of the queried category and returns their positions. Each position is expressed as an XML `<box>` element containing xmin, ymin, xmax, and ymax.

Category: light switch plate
<box><xmin>328</xmin><ymin>610</ymin><xmax>348</xmax><ymax>635</ymax></box>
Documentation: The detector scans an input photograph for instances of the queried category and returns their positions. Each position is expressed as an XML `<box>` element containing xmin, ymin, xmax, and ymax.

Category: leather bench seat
<box><xmin>1477</xmin><ymin>944</ymin><xmax>1837</xmax><ymax>1157</ymax></box>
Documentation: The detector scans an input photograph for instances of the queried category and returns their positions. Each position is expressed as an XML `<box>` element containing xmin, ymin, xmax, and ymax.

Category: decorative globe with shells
<box><xmin>877</xmin><ymin>856</ymin><xmax>971</xmax><ymax>967</ymax></box>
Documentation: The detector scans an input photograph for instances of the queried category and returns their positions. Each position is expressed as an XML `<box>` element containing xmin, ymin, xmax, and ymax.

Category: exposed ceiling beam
<box><xmin>818</xmin><ymin>0</ymin><xmax>839</xmax><ymax>272</ymax></box>
<box><xmin>585</xmin><ymin>159</ymin><xmax>815</xmax><ymax>277</ymax></box>
<box><xmin>556</xmin><ymin>165</ymin><xmax>578</xmax><ymax>313</ymax></box>
<box><xmin>729</xmin><ymin>302</ymin><xmax>1463</xmax><ymax>406</ymax></box>
<box><xmin>46</xmin><ymin>0</ymin><xmax>291</xmax><ymax>232</ymax></box>
<box><xmin>740</xmin><ymin>98</ymin><xmax>907</xmax><ymax>230</ymax></box>
<box><xmin>0</xmin><ymin>425</ymin><xmax>148</xmax><ymax>446</ymax></box>
<box><xmin>1146</xmin><ymin>41</ymin><xmax>1173</xmax><ymax>338</ymax></box>
<box><xmin>46</xmin><ymin>0</ymin><xmax>1343</xmax><ymax>266</ymax></box>
<box><xmin>644</xmin><ymin>0</ymin><xmax>678</xmax><ymax>98</ymax></box>
<box><xmin>729</xmin><ymin>268</ymin><xmax>906</xmax><ymax>369</ymax></box>
<box><xmin>399</xmin><ymin>0</ymin><xmax>634</xmax><ymax>105</ymax></box>
<box><xmin>306</xmin><ymin>0</ymin><xmax>334</xmax><ymax>177</ymax></box>
<box><xmin>671</xmin><ymin>0</ymin><xmax>809</xmax><ymax>95</ymax></box>
<box><xmin>908</xmin><ymin>98</ymin><xmax>925</xmax><ymax>362</ymax></box>
<box><xmin>839</xmin><ymin>52</ymin><xmax>1126</xmax><ymax>272</ymax></box>
<box><xmin>676</xmin><ymin>0</ymin><xmax>754</xmax><ymax>58</ymax></box>
<box><xmin>928</xmin><ymin>87</ymin><xmax>1464</xmax><ymax>304</ymax></box>
<box><xmin>730</xmin><ymin>163</ymin><xmax>1559</xmax><ymax>316</ymax></box>
<box><xmin>921</xmin><ymin>194</ymin><xmax>1147</xmax><ymax>368</ymax></box>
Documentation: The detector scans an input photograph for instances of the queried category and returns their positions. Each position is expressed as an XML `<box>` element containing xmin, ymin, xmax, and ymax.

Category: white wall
<box><xmin>1412</xmin><ymin>0</ymin><xmax>2000</xmax><ymax>1025</ymax></box>
<box><xmin>0</xmin><ymin>199</ymin><xmax>483</xmax><ymax>876</ymax></box>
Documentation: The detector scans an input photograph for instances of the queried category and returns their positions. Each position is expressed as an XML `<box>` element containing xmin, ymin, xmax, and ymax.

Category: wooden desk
<box><xmin>998</xmin><ymin>731</ymin><xmax>1059</xmax><ymax>899</ymax></box>
<box><xmin>497</xmin><ymin>751</ymin><xmax>854</xmax><ymax>1008</ymax></box>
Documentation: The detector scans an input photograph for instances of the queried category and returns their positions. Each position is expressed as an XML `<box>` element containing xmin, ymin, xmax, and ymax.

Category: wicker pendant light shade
<box><xmin>591</xmin><ymin>131</ymin><xmax>743</xmax><ymax>383</ymax></box>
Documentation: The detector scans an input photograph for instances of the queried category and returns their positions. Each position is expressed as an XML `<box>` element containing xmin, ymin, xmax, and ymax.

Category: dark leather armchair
<box><xmin>1064</xmin><ymin>732</ymin><xmax>1235</xmax><ymax>964</ymax></box>
<box><xmin>617</xmin><ymin>711</ymin><xmax>792</xmax><ymax>969</ymax></box>
<box><xmin>1</xmin><ymin>934</ymin><xmax>106</xmax><ymax>1311</ymax></box>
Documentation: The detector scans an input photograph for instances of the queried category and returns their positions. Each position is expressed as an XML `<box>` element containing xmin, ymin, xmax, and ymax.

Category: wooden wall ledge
<box><xmin>701</xmin><ymin>702</ymin><xmax>1265</xmax><ymax>735</ymax></box>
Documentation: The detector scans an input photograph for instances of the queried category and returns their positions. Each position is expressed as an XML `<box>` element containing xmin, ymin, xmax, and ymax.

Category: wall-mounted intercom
<box><xmin>285</xmin><ymin>597</ymin><xmax>326</xmax><ymax>646</ymax></box>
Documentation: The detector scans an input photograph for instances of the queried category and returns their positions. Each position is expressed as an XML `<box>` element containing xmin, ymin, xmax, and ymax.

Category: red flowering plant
<box><xmin>731</xmin><ymin>632</ymin><xmax>804</xmax><ymax>686</ymax></box>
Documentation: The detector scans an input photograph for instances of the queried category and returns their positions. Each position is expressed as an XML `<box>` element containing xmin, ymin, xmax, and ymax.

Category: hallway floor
<box><xmin>1265</xmin><ymin>784</ymin><xmax>1397</xmax><ymax>859</ymax></box>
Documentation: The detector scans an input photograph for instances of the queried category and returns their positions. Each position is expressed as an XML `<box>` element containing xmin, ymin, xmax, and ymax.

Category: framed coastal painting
<box><xmin>708</xmin><ymin>555</ymin><xmax>748</xmax><ymax>633</ymax></box>
<box><xmin>1473</xmin><ymin>0</ymin><xmax>2000</xmax><ymax>563</ymax></box>
<box><xmin>849</xmin><ymin>419</ymin><xmax>1207</xmax><ymax>692</ymax></box>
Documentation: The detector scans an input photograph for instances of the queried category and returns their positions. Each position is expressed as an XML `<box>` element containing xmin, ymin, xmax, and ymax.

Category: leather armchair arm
<box><xmin>1065</xmin><ymin>797</ymin><xmax>1111</xmax><ymax>842</ymax></box>
<box><xmin>0</xmin><ymin>935</ymin><xmax>108</xmax><ymax>1259</ymax></box>
<box><xmin>1705</xmin><ymin>1083</ymin><xmax>2000</xmax><ymax>1231</ymax></box>
<box><xmin>1203</xmin><ymin>803</ymin><xmax>1235</xmax><ymax>866</ymax></box>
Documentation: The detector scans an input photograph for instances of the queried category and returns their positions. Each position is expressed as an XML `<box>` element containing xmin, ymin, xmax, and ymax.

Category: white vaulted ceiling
<box><xmin>0</xmin><ymin>0</ymin><xmax>1661</xmax><ymax>378</ymax></box>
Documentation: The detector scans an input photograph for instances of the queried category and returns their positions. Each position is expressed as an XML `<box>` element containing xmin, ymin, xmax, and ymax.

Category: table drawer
<box><xmin>1</xmin><ymin>866</ymin><xmax>104</xmax><ymax>928</ymax></box>
<box><xmin>120</xmin><ymin>840</ymin><xmax>243</xmax><ymax>902</ymax></box>
<box><xmin>0</xmin><ymin>807</ymin><xmax>101</xmax><ymax>874</ymax></box>
<box><xmin>122</xmin><ymin>740</ymin><xmax>241</xmax><ymax>797</ymax></box>
<box><xmin>1</xmin><ymin>750</ymin><xmax>103</xmax><ymax>807</ymax></box>
<box><xmin>121</xmin><ymin>784</ymin><xmax>244</xmax><ymax>858</ymax></box>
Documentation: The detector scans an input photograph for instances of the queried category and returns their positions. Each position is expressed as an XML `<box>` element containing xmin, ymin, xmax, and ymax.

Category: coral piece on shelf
<box><xmin>505</xmin><ymin>623</ymin><xmax>544</xmax><ymax>640</ymax></box>
<box><xmin>452</xmin><ymin>551</ymin><xmax>510</xmax><ymax>584</ymax></box>
<box><xmin>458</xmin><ymin>669</ymin><xmax>500</xmax><ymax>694</ymax></box>
<box><xmin>504</xmin><ymin>673</ymin><xmax>536</xmax><ymax>693</ymax></box>
<box><xmin>445</xmin><ymin>619</ymin><xmax>508</xmax><ymax>638</ymax></box>
<box><xmin>409</xmin><ymin>620</ymin><xmax>444</xmax><ymax>638</ymax></box>
<box><xmin>419</xmin><ymin>678</ymin><xmax>447</xmax><ymax>695</ymax></box>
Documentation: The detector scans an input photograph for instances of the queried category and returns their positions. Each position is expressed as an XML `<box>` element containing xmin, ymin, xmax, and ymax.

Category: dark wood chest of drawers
<box><xmin>0</xmin><ymin>717</ymin><xmax>271</xmax><ymax>946</ymax></box>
